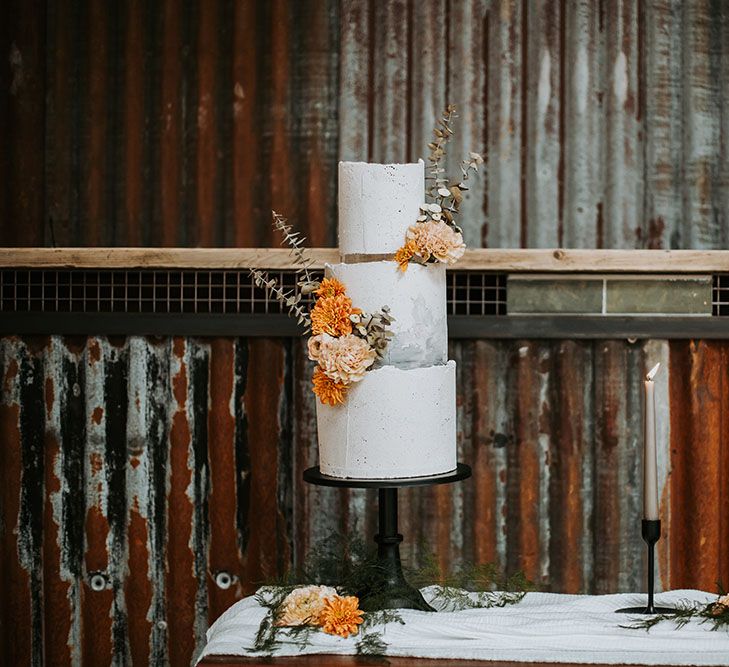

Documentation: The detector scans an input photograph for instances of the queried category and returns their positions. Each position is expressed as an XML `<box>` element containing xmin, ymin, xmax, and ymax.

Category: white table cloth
<box><xmin>199</xmin><ymin>588</ymin><xmax>728</xmax><ymax>665</ymax></box>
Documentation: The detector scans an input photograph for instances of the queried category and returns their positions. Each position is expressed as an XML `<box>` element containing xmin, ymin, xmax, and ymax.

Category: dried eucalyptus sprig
<box><xmin>422</xmin><ymin>104</ymin><xmax>484</xmax><ymax>234</ymax></box>
<box><xmin>271</xmin><ymin>210</ymin><xmax>320</xmax><ymax>294</ymax></box>
<box><xmin>250</xmin><ymin>268</ymin><xmax>311</xmax><ymax>331</ymax></box>
<box><xmin>248</xmin><ymin>211</ymin><xmax>321</xmax><ymax>331</ymax></box>
<box><xmin>349</xmin><ymin>306</ymin><xmax>395</xmax><ymax>359</ymax></box>
<box><xmin>426</xmin><ymin>103</ymin><xmax>458</xmax><ymax>200</ymax></box>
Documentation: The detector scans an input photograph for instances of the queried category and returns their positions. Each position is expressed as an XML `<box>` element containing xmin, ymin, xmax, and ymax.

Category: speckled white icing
<box><xmin>316</xmin><ymin>362</ymin><xmax>457</xmax><ymax>479</ymax></box>
<box><xmin>338</xmin><ymin>160</ymin><xmax>424</xmax><ymax>255</ymax></box>
<box><xmin>326</xmin><ymin>261</ymin><xmax>447</xmax><ymax>368</ymax></box>
<box><xmin>318</xmin><ymin>160</ymin><xmax>458</xmax><ymax>479</ymax></box>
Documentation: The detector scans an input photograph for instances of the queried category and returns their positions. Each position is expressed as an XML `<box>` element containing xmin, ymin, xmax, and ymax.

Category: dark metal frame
<box><xmin>3</xmin><ymin>312</ymin><xmax>728</xmax><ymax>338</ymax></box>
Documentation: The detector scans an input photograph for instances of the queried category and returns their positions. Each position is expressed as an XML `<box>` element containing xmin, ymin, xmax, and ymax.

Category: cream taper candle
<box><xmin>643</xmin><ymin>363</ymin><xmax>660</xmax><ymax>521</ymax></box>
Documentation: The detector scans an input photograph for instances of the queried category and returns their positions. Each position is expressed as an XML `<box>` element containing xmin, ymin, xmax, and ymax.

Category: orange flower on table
<box><xmin>315</xmin><ymin>277</ymin><xmax>347</xmax><ymax>299</ymax></box>
<box><xmin>311</xmin><ymin>294</ymin><xmax>356</xmax><ymax>336</ymax></box>
<box><xmin>312</xmin><ymin>367</ymin><xmax>348</xmax><ymax>406</ymax></box>
<box><xmin>319</xmin><ymin>595</ymin><xmax>364</xmax><ymax>638</ymax></box>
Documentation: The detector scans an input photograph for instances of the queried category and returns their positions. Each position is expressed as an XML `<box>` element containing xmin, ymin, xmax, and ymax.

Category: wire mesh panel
<box><xmin>447</xmin><ymin>272</ymin><xmax>507</xmax><ymax>316</ymax></box>
<box><xmin>0</xmin><ymin>269</ymin><xmax>321</xmax><ymax>315</ymax></box>
<box><xmin>714</xmin><ymin>275</ymin><xmax>729</xmax><ymax>316</ymax></box>
<box><xmin>0</xmin><ymin>269</ymin><xmax>510</xmax><ymax>316</ymax></box>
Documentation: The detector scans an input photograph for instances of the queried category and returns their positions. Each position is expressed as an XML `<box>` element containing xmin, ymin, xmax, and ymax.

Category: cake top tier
<box><xmin>338</xmin><ymin>160</ymin><xmax>424</xmax><ymax>256</ymax></box>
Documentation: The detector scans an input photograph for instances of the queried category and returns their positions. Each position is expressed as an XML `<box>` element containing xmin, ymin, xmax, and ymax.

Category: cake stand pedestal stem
<box><xmin>369</xmin><ymin>487</ymin><xmax>434</xmax><ymax>612</ymax></box>
<box><xmin>302</xmin><ymin>464</ymin><xmax>471</xmax><ymax>613</ymax></box>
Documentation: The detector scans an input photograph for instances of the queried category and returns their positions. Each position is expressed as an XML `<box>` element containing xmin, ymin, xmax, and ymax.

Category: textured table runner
<box><xmin>199</xmin><ymin>588</ymin><xmax>727</xmax><ymax>665</ymax></box>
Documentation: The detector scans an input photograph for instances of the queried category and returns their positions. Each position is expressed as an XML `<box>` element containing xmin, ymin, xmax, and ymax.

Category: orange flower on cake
<box><xmin>311</xmin><ymin>294</ymin><xmax>357</xmax><ymax>336</ymax></box>
<box><xmin>312</xmin><ymin>367</ymin><xmax>348</xmax><ymax>406</ymax></box>
<box><xmin>315</xmin><ymin>277</ymin><xmax>347</xmax><ymax>299</ymax></box>
<box><xmin>394</xmin><ymin>238</ymin><xmax>420</xmax><ymax>272</ymax></box>
<box><xmin>314</xmin><ymin>334</ymin><xmax>376</xmax><ymax>384</ymax></box>
<box><xmin>406</xmin><ymin>219</ymin><xmax>465</xmax><ymax>265</ymax></box>
<box><xmin>319</xmin><ymin>595</ymin><xmax>364</xmax><ymax>638</ymax></box>
<box><xmin>274</xmin><ymin>585</ymin><xmax>338</xmax><ymax>627</ymax></box>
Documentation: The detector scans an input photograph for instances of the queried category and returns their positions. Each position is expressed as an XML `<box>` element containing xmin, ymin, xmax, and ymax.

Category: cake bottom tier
<box><xmin>316</xmin><ymin>361</ymin><xmax>457</xmax><ymax>479</ymax></box>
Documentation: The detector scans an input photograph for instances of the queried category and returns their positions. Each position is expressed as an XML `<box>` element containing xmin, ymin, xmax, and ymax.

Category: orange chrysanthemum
<box><xmin>319</xmin><ymin>595</ymin><xmax>364</xmax><ymax>638</ymax></box>
<box><xmin>315</xmin><ymin>277</ymin><xmax>347</xmax><ymax>299</ymax></box>
<box><xmin>312</xmin><ymin>367</ymin><xmax>348</xmax><ymax>406</ymax></box>
<box><xmin>394</xmin><ymin>239</ymin><xmax>420</xmax><ymax>272</ymax></box>
<box><xmin>311</xmin><ymin>294</ymin><xmax>354</xmax><ymax>336</ymax></box>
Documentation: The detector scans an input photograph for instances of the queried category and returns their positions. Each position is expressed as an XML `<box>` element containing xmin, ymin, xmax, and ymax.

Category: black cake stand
<box><xmin>303</xmin><ymin>463</ymin><xmax>472</xmax><ymax>612</ymax></box>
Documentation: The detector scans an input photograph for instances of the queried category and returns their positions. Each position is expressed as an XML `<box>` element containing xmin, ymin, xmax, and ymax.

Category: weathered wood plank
<box><xmin>1</xmin><ymin>247</ymin><xmax>728</xmax><ymax>272</ymax></box>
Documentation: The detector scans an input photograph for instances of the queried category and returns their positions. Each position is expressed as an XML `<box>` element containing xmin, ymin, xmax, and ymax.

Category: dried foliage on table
<box><xmin>249</xmin><ymin>534</ymin><xmax>531</xmax><ymax>657</ymax></box>
<box><xmin>623</xmin><ymin>591</ymin><xmax>729</xmax><ymax>633</ymax></box>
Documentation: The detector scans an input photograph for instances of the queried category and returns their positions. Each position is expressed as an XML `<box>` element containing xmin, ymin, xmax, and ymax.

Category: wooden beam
<box><xmin>0</xmin><ymin>247</ymin><xmax>728</xmax><ymax>272</ymax></box>
<box><xmin>0</xmin><ymin>247</ymin><xmax>340</xmax><ymax>269</ymax></box>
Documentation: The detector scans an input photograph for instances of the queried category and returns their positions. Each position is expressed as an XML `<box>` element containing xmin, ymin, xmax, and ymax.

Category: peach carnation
<box><xmin>274</xmin><ymin>585</ymin><xmax>338</xmax><ymax>627</ymax></box>
<box><xmin>315</xmin><ymin>277</ymin><xmax>347</xmax><ymax>299</ymax></box>
<box><xmin>317</xmin><ymin>334</ymin><xmax>376</xmax><ymax>384</ymax></box>
<box><xmin>320</xmin><ymin>595</ymin><xmax>364</xmax><ymax>638</ymax></box>
<box><xmin>312</xmin><ymin>367</ymin><xmax>348</xmax><ymax>406</ymax></box>
<box><xmin>311</xmin><ymin>294</ymin><xmax>355</xmax><ymax>337</ymax></box>
<box><xmin>307</xmin><ymin>333</ymin><xmax>330</xmax><ymax>362</ymax></box>
<box><xmin>406</xmin><ymin>219</ymin><xmax>465</xmax><ymax>265</ymax></box>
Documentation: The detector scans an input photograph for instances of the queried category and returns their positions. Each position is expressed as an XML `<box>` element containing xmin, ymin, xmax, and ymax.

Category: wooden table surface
<box><xmin>200</xmin><ymin>655</ymin><xmax>683</xmax><ymax>667</ymax></box>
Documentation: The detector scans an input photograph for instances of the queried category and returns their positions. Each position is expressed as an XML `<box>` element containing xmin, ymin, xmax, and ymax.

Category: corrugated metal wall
<box><xmin>2</xmin><ymin>336</ymin><xmax>728</xmax><ymax>665</ymax></box>
<box><xmin>2</xmin><ymin>1</ymin><xmax>729</xmax><ymax>665</ymax></box>
<box><xmin>2</xmin><ymin>0</ymin><xmax>728</xmax><ymax>249</ymax></box>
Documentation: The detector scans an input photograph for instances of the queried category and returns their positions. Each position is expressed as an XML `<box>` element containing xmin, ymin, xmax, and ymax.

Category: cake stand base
<box><xmin>303</xmin><ymin>463</ymin><xmax>472</xmax><ymax>612</ymax></box>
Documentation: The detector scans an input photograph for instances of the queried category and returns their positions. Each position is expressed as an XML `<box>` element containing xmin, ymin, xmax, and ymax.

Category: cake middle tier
<box><xmin>327</xmin><ymin>260</ymin><xmax>447</xmax><ymax>368</ymax></box>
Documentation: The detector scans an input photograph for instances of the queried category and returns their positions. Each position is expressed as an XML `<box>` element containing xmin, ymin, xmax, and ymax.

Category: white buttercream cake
<box><xmin>315</xmin><ymin>160</ymin><xmax>458</xmax><ymax>479</ymax></box>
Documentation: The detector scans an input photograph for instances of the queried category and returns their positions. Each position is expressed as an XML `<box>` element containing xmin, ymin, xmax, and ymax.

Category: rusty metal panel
<box><xmin>3</xmin><ymin>0</ymin><xmax>729</xmax><ymax>249</ymax></box>
<box><xmin>2</xmin><ymin>334</ymin><xmax>729</xmax><ymax>664</ymax></box>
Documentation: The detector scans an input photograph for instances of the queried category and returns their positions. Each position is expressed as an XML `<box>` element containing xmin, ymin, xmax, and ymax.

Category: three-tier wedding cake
<box><xmin>315</xmin><ymin>160</ymin><xmax>457</xmax><ymax>479</ymax></box>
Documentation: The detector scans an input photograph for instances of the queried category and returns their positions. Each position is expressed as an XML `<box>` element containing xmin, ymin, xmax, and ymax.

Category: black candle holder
<box><xmin>303</xmin><ymin>463</ymin><xmax>472</xmax><ymax>612</ymax></box>
<box><xmin>616</xmin><ymin>519</ymin><xmax>677</xmax><ymax>614</ymax></box>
